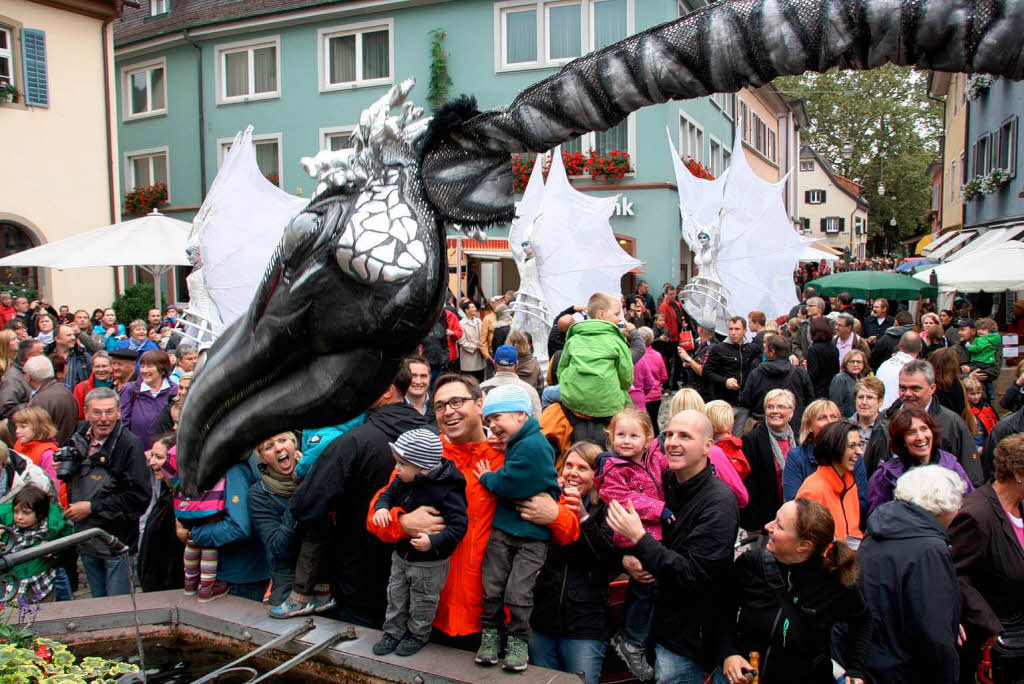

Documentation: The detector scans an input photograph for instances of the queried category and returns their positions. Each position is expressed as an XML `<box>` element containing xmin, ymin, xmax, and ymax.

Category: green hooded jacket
<box><xmin>0</xmin><ymin>500</ymin><xmax>72</xmax><ymax>581</ymax></box>
<box><xmin>557</xmin><ymin>319</ymin><xmax>634</xmax><ymax>418</ymax></box>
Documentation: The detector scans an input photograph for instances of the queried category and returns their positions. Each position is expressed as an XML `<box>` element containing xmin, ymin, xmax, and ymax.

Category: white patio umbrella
<box><xmin>0</xmin><ymin>209</ymin><xmax>190</xmax><ymax>307</ymax></box>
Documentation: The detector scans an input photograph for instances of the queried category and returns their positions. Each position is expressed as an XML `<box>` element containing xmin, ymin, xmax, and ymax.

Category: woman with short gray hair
<box><xmin>857</xmin><ymin>465</ymin><xmax>965</xmax><ymax>683</ymax></box>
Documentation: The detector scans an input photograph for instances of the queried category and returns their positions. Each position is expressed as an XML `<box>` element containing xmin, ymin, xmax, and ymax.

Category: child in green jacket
<box><xmin>965</xmin><ymin>317</ymin><xmax>1002</xmax><ymax>366</ymax></box>
<box><xmin>557</xmin><ymin>292</ymin><xmax>634</xmax><ymax>419</ymax></box>
<box><xmin>0</xmin><ymin>485</ymin><xmax>71</xmax><ymax>602</ymax></box>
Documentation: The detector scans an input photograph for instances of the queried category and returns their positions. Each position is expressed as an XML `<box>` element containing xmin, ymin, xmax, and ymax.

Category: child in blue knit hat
<box><xmin>472</xmin><ymin>384</ymin><xmax>560</xmax><ymax>672</ymax></box>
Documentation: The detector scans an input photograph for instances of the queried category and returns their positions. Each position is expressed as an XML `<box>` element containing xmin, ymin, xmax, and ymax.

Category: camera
<box><xmin>53</xmin><ymin>445</ymin><xmax>83</xmax><ymax>481</ymax></box>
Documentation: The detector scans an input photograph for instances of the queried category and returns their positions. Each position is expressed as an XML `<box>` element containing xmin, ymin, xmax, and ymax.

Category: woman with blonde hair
<box><xmin>0</xmin><ymin>329</ymin><xmax>17</xmax><ymax>377</ymax></box>
<box><xmin>668</xmin><ymin>387</ymin><xmax>704</xmax><ymax>415</ymax></box>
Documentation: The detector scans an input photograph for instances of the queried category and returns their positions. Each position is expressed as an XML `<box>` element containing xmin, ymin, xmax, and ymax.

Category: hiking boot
<box><xmin>611</xmin><ymin>632</ymin><xmax>653</xmax><ymax>681</ymax></box>
<box><xmin>312</xmin><ymin>594</ymin><xmax>336</xmax><ymax>614</ymax></box>
<box><xmin>502</xmin><ymin>635</ymin><xmax>529</xmax><ymax>672</ymax></box>
<box><xmin>268</xmin><ymin>595</ymin><xmax>315</xmax><ymax>618</ymax></box>
<box><xmin>395</xmin><ymin>634</ymin><xmax>427</xmax><ymax>657</ymax></box>
<box><xmin>196</xmin><ymin>580</ymin><xmax>229</xmax><ymax>603</ymax></box>
<box><xmin>372</xmin><ymin>633</ymin><xmax>402</xmax><ymax>656</ymax></box>
<box><xmin>474</xmin><ymin>627</ymin><xmax>500</xmax><ymax>665</ymax></box>
<box><xmin>183</xmin><ymin>574</ymin><xmax>199</xmax><ymax>596</ymax></box>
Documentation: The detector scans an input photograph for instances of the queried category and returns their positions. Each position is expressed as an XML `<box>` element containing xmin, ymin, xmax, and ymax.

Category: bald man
<box><xmin>607</xmin><ymin>409</ymin><xmax>739</xmax><ymax>681</ymax></box>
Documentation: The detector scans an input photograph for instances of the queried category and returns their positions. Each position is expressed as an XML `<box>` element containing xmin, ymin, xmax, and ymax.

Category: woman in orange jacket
<box><xmin>796</xmin><ymin>420</ymin><xmax>863</xmax><ymax>543</ymax></box>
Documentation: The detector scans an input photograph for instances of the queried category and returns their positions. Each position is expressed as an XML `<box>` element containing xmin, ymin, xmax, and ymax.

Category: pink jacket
<box><xmin>643</xmin><ymin>346</ymin><xmax>668</xmax><ymax>403</ymax></box>
<box><xmin>629</xmin><ymin>354</ymin><xmax>659</xmax><ymax>411</ymax></box>
<box><xmin>648</xmin><ymin>437</ymin><xmax>749</xmax><ymax>509</ymax></box>
<box><xmin>597</xmin><ymin>441</ymin><xmax>669</xmax><ymax>547</ymax></box>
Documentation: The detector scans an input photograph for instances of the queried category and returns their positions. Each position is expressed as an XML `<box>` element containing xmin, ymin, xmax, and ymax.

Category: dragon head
<box><xmin>177</xmin><ymin>80</ymin><xmax>460</xmax><ymax>493</ymax></box>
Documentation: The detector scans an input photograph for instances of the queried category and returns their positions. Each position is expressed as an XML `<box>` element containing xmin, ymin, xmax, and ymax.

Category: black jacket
<box><xmin>631</xmin><ymin>462</ymin><xmax>738</xmax><ymax>664</ymax></box>
<box><xmin>983</xmin><ymin>408</ymin><xmax>1024</xmax><ymax>482</ymax></box>
<box><xmin>66</xmin><ymin>420</ymin><xmax>151</xmax><ymax>553</ymax></box>
<box><xmin>740</xmin><ymin>422</ymin><xmax>787</xmax><ymax>533</ymax></box>
<box><xmin>290</xmin><ymin>402</ymin><xmax>432</xmax><ymax>627</ymax></box>
<box><xmin>860</xmin><ymin>415</ymin><xmax>891</xmax><ymax>477</ymax></box>
<box><xmin>738</xmin><ymin>358</ymin><xmax>814</xmax><ymax>431</ymax></box>
<box><xmin>531</xmin><ymin>502</ymin><xmax>619</xmax><ymax>640</ymax></box>
<box><xmin>715</xmin><ymin>537</ymin><xmax>872</xmax><ymax>684</ymax></box>
<box><xmin>703</xmin><ymin>340</ymin><xmax>761</xmax><ymax>404</ymax></box>
<box><xmin>859</xmin><ymin>500</ymin><xmax>960</xmax><ymax>684</ymax></box>
<box><xmin>806</xmin><ymin>340</ymin><xmax>839</xmax><ymax>399</ymax></box>
<box><xmin>373</xmin><ymin>458</ymin><xmax>467</xmax><ymax>561</ymax></box>
<box><xmin>863</xmin><ymin>314</ymin><xmax>895</xmax><ymax>341</ymax></box>
<box><xmin>869</xmin><ymin>323</ymin><xmax>912</xmax><ymax>370</ymax></box>
<box><xmin>999</xmin><ymin>383</ymin><xmax>1024</xmax><ymax>414</ymax></box>
<box><xmin>137</xmin><ymin>482</ymin><xmax>185</xmax><ymax>592</ymax></box>
<box><xmin>420</xmin><ymin>310</ymin><xmax>450</xmax><ymax>370</ymax></box>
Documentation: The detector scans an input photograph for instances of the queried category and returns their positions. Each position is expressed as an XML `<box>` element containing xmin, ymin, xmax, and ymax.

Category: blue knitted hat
<box><xmin>482</xmin><ymin>384</ymin><xmax>532</xmax><ymax>417</ymax></box>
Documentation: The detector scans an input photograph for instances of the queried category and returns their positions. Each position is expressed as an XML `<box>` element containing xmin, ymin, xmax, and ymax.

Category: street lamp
<box><xmin>842</xmin><ymin>144</ymin><xmax>856</xmax><ymax>263</ymax></box>
<box><xmin>877</xmin><ymin>158</ymin><xmax>886</xmax><ymax>196</ymax></box>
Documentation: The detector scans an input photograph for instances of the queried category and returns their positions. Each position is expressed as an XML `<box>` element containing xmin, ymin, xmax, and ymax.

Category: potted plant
<box><xmin>980</xmin><ymin>168</ymin><xmax>1011</xmax><ymax>194</ymax></box>
<box><xmin>586</xmin><ymin>149</ymin><xmax>632</xmax><ymax>182</ymax></box>
<box><xmin>966</xmin><ymin>74</ymin><xmax>994</xmax><ymax>100</ymax></box>
<box><xmin>122</xmin><ymin>182</ymin><xmax>168</xmax><ymax>216</ymax></box>
<box><xmin>0</xmin><ymin>81</ymin><xmax>19</xmax><ymax>103</ymax></box>
<box><xmin>680</xmin><ymin>156</ymin><xmax>715</xmax><ymax>180</ymax></box>
<box><xmin>959</xmin><ymin>176</ymin><xmax>983</xmax><ymax>202</ymax></box>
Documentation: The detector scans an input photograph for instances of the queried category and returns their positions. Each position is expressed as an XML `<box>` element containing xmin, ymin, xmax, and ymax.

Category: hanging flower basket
<box><xmin>959</xmin><ymin>176</ymin><xmax>982</xmax><ymax>202</ymax></box>
<box><xmin>122</xmin><ymin>182</ymin><xmax>168</xmax><ymax>216</ymax></box>
<box><xmin>681</xmin><ymin>156</ymin><xmax>715</xmax><ymax>180</ymax></box>
<box><xmin>966</xmin><ymin>74</ymin><xmax>994</xmax><ymax>100</ymax></box>
<box><xmin>980</xmin><ymin>168</ymin><xmax>1010</xmax><ymax>194</ymax></box>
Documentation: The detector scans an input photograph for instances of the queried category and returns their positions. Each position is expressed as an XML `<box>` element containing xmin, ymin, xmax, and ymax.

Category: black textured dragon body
<box><xmin>178</xmin><ymin>0</ymin><xmax>1024</xmax><ymax>493</ymax></box>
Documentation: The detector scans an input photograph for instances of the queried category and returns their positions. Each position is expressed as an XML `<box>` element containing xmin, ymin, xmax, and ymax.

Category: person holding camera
<box><xmin>60</xmin><ymin>387</ymin><xmax>151</xmax><ymax>597</ymax></box>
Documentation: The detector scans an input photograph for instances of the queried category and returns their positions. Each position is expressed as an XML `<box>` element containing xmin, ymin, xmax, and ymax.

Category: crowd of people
<box><xmin>0</xmin><ymin>278</ymin><xmax>1023</xmax><ymax>684</ymax></box>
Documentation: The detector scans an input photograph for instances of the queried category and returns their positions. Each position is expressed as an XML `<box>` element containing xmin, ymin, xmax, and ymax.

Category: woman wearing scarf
<box><xmin>741</xmin><ymin>389</ymin><xmax>797</xmax><ymax>534</ymax></box>
<box><xmin>120</xmin><ymin>350</ymin><xmax>178</xmax><ymax>451</ymax></box>
<box><xmin>117</xmin><ymin>319</ymin><xmax>159</xmax><ymax>373</ymax></box>
<box><xmin>248</xmin><ymin>432</ymin><xmax>301</xmax><ymax>606</ymax></box>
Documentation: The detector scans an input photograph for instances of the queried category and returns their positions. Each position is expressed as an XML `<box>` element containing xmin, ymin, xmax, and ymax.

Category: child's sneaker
<box><xmin>268</xmin><ymin>595</ymin><xmax>315</xmax><ymax>618</ymax></box>
<box><xmin>312</xmin><ymin>594</ymin><xmax>336</xmax><ymax>614</ymax></box>
<box><xmin>474</xmin><ymin>627</ymin><xmax>500</xmax><ymax>665</ymax></box>
<box><xmin>395</xmin><ymin>634</ymin><xmax>427</xmax><ymax>657</ymax></box>
<box><xmin>502</xmin><ymin>635</ymin><xmax>529</xmax><ymax>671</ymax></box>
<box><xmin>372</xmin><ymin>633</ymin><xmax>402</xmax><ymax>656</ymax></box>
<box><xmin>183</xmin><ymin>574</ymin><xmax>199</xmax><ymax>596</ymax></box>
<box><xmin>611</xmin><ymin>632</ymin><xmax>653</xmax><ymax>681</ymax></box>
<box><xmin>197</xmin><ymin>580</ymin><xmax>229</xmax><ymax>603</ymax></box>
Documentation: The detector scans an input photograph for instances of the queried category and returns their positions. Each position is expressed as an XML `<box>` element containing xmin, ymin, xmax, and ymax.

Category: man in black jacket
<box><xmin>606</xmin><ymin>410</ymin><xmax>739</xmax><ymax>682</ymax></box>
<box><xmin>64</xmin><ymin>387</ymin><xmax>151</xmax><ymax>597</ymax></box>
<box><xmin>290</xmin><ymin>364</ymin><xmax>433</xmax><ymax>628</ymax></box>
<box><xmin>702</xmin><ymin>316</ymin><xmax>760</xmax><ymax>406</ymax></box>
<box><xmin>739</xmin><ymin>334</ymin><xmax>814</xmax><ymax>432</ymax></box>
<box><xmin>863</xmin><ymin>298</ymin><xmax>895</xmax><ymax>344</ymax></box>
<box><xmin>869</xmin><ymin>310</ymin><xmax>914</xmax><ymax>370</ymax></box>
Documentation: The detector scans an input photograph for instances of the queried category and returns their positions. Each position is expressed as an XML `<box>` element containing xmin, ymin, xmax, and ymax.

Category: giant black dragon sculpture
<box><xmin>178</xmin><ymin>0</ymin><xmax>1024</xmax><ymax>493</ymax></box>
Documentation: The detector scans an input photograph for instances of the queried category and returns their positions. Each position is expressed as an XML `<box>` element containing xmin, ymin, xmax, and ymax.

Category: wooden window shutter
<box><xmin>21</xmin><ymin>29</ymin><xmax>49</xmax><ymax>107</ymax></box>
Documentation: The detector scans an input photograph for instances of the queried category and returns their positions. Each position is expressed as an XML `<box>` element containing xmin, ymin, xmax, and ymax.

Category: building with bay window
<box><xmin>113</xmin><ymin>0</ymin><xmax>805</xmax><ymax>299</ymax></box>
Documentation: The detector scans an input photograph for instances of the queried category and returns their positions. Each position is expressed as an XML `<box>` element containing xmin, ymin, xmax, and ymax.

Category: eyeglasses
<box><xmin>848</xmin><ymin>442</ymin><xmax>865</xmax><ymax>452</ymax></box>
<box><xmin>433</xmin><ymin>396</ymin><xmax>473</xmax><ymax>414</ymax></box>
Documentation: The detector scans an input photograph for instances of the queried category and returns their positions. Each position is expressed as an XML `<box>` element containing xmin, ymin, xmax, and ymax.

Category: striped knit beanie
<box><xmin>389</xmin><ymin>428</ymin><xmax>443</xmax><ymax>469</ymax></box>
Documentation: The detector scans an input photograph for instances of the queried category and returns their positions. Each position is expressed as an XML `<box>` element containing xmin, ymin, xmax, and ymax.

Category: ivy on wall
<box><xmin>428</xmin><ymin>29</ymin><xmax>453</xmax><ymax>108</ymax></box>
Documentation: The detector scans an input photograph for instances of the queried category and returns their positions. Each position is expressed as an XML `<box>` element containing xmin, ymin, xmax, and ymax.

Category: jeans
<box><xmin>653</xmin><ymin>645</ymin><xmax>727</xmax><ymax>684</ymax></box>
<box><xmin>541</xmin><ymin>385</ymin><xmax>561</xmax><ymax>409</ymax></box>
<box><xmin>480</xmin><ymin>529</ymin><xmax>547</xmax><ymax>639</ymax></box>
<box><xmin>81</xmin><ymin>554</ymin><xmax>133</xmax><ymax>597</ymax></box>
<box><xmin>382</xmin><ymin>553</ymin><xmax>449</xmax><ymax>641</ymax></box>
<box><xmin>622</xmin><ymin>579</ymin><xmax>657</xmax><ymax>647</ymax></box>
<box><xmin>228</xmin><ymin>579</ymin><xmax>270</xmax><ymax>602</ymax></box>
<box><xmin>529</xmin><ymin>632</ymin><xmax>606</xmax><ymax>684</ymax></box>
<box><xmin>54</xmin><ymin>567</ymin><xmax>73</xmax><ymax>601</ymax></box>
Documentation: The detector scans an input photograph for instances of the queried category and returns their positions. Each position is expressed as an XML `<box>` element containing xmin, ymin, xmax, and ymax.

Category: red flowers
<box><xmin>681</xmin><ymin>156</ymin><xmax>715</xmax><ymax>180</ymax></box>
<box><xmin>510</xmin><ymin>149</ymin><xmax>633</xmax><ymax>193</ymax></box>
<box><xmin>263</xmin><ymin>172</ymin><xmax>280</xmax><ymax>186</ymax></box>
<box><xmin>122</xmin><ymin>182</ymin><xmax>168</xmax><ymax>216</ymax></box>
<box><xmin>35</xmin><ymin>642</ymin><xmax>51</xmax><ymax>663</ymax></box>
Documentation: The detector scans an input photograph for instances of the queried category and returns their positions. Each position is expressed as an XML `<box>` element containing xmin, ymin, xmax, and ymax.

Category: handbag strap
<box><xmin>760</xmin><ymin>549</ymin><xmax>830</xmax><ymax>669</ymax></box>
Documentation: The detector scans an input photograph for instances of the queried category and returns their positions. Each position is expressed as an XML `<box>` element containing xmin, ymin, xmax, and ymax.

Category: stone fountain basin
<box><xmin>34</xmin><ymin>590</ymin><xmax>581</xmax><ymax>683</ymax></box>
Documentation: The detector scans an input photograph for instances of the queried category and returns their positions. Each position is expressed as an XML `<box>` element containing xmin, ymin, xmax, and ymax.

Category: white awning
<box><xmin>921</xmin><ymin>230</ymin><xmax>959</xmax><ymax>254</ymax></box>
<box><xmin>915</xmin><ymin>241</ymin><xmax>1024</xmax><ymax>292</ymax></box>
<box><xmin>928</xmin><ymin>231</ymin><xmax>975</xmax><ymax>260</ymax></box>
<box><xmin>947</xmin><ymin>225</ymin><xmax>1024</xmax><ymax>261</ymax></box>
<box><xmin>798</xmin><ymin>244</ymin><xmax>841</xmax><ymax>262</ymax></box>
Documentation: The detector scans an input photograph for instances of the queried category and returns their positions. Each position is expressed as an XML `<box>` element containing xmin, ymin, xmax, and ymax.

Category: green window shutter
<box><xmin>21</xmin><ymin>29</ymin><xmax>49</xmax><ymax>107</ymax></box>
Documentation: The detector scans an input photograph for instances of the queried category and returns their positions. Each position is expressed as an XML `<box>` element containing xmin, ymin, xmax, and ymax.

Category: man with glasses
<box><xmin>290</xmin><ymin>363</ymin><xmax>432</xmax><ymax>628</ymax></box>
<box><xmin>832</xmin><ymin>313</ymin><xmax>869</xmax><ymax>366</ymax></box>
<box><xmin>369</xmin><ymin>373</ymin><xmax>579</xmax><ymax>650</ymax></box>
<box><xmin>63</xmin><ymin>387</ymin><xmax>151</xmax><ymax>597</ymax></box>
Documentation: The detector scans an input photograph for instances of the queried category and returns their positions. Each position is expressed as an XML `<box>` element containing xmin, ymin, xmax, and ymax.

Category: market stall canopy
<box><xmin>921</xmin><ymin>230</ymin><xmax>958</xmax><ymax>255</ymax></box>
<box><xmin>0</xmin><ymin>210</ymin><xmax>190</xmax><ymax>307</ymax></box>
<box><xmin>947</xmin><ymin>225</ymin><xmax>1024</xmax><ymax>261</ymax></box>
<box><xmin>806</xmin><ymin>270</ymin><xmax>938</xmax><ymax>299</ymax></box>
<box><xmin>914</xmin><ymin>233</ymin><xmax>934</xmax><ymax>254</ymax></box>
<box><xmin>798</xmin><ymin>242</ymin><xmax>841</xmax><ymax>263</ymax></box>
<box><xmin>927</xmin><ymin>230</ymin><xmax>975</xmax><ymax>260</ymax></box>
<box><xmin>914</xmin><ymin>241</ymin><xmax>1024</xmax><ymax>293</ymax></box>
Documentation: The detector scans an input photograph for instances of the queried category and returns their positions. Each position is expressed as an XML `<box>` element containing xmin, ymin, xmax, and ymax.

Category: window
<box><xmin>994</xmin><ymin>116</ymin><xmax>1018</xmax><ymax>176</ymax></box>
<box><xmin>318</xmin><ymin>20</ymin><xmax>392</xmax><ymax>91</ymax></box>
<box><xmin>219</xmin><ymin>134</ymin><xmax>281</xmax><ymax>186</ymax></box>
<box><xmin>746</xmin><ymin>111</ymin><xmax>775</xmax><ymax>162</ymax></box>
<box><xmin>822</xmin><ymin>217</ymin><xmax>843</xmax><ymax>233</ymax></box>
<box><xmin>806</xmin><ymin>189</ymin><xmax>826</xmax><ymax>204</ymax></box>
<box><xmin>707</xmin><ymin>136</ymin><xmax>730</xmax><ymax>177</ymax></box>
<box><xmin>799</xmin><ymin>159</ymin><xmax>813</xmax><ymax>172</ymax></box>
<box><xmin>125</xmin><ymin>148</ymin><xmax>169</xmax><ymax>197</ymax></box>
<box><xmin>560</xmin><ymin>115</ymin><xmax>634</xmax><ymax>169</ymax></box>
<box><xmin>0</xmin><ymin>27</ymin><xmax>12</xmax><ymax>88</ymax></box>
<box><xmin>768</xmin><ymin>129</ymin><xmax>777</xmax><ymax>162</ymax></box>
<box><xmin>215</xmin><ymin>37</ymin><xmax>279</xmax><ymax>104</ymax></box>
<box><xmin>679</xmin><ymin>113</ymin><xmax>704</xmax><ymax>164</ymax></box>
<box><xmin>854</xmin><ymin>216</ymin><xmax>865</xmax><ymax>235</ymax></box>
<box><xmin>800</xmin><ymin>217</ymin><xmax>810</xmax><ymax>233</ymax></box>
<box><xmin>949</xmin><ymin>158</ymin><xmax>957</xmax><ymax>202</ymax></box>
<box><xmin>150</xmin><ymin>0</ymin><xmax>168</xmax><ymax>16</ymax></box>
<box><xmin>974</xmin><ymin>133</ymin><xmax>990</xmax><ymax>176</ymax></box>
<box><xmin>496</xmin><ymin>0</ymin><xmax>630</xmax><ymax>71</ymax></box>
<box><xmin>738</xmin><ymin>99</ymin><xmax>749</xmax><ymax>138</ymax></box>
<box><xmin>711</xmin><ymin>92</ymin><xmax>734</xmax><ymax>119</ymax></box>
<box><xmin>122</xmin><ymin>58</ymin><xmax>166</xmax><ymax>120</ymax></box>
<box><xmin>320</xmin><ymin>126</ymin><xmax>355</xmax><ymax>151</ymax></box>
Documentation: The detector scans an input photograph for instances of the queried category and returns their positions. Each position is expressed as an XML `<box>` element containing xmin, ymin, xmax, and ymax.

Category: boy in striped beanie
<box><xmin>370</xmin><ymin>428</ymin><xmax>467</xmax><ymax>657</ymax></box>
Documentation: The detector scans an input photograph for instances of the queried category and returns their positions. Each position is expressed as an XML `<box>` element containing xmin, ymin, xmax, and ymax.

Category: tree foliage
<box><xmin>776</xmin><ymin>65</ymin><xmax>942</xmax><ymax>244</ymax></box>
<box><xmin>113</xmin><ymin>283</ymin><xmax>164</xmax><ymax>324</ymax></box>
